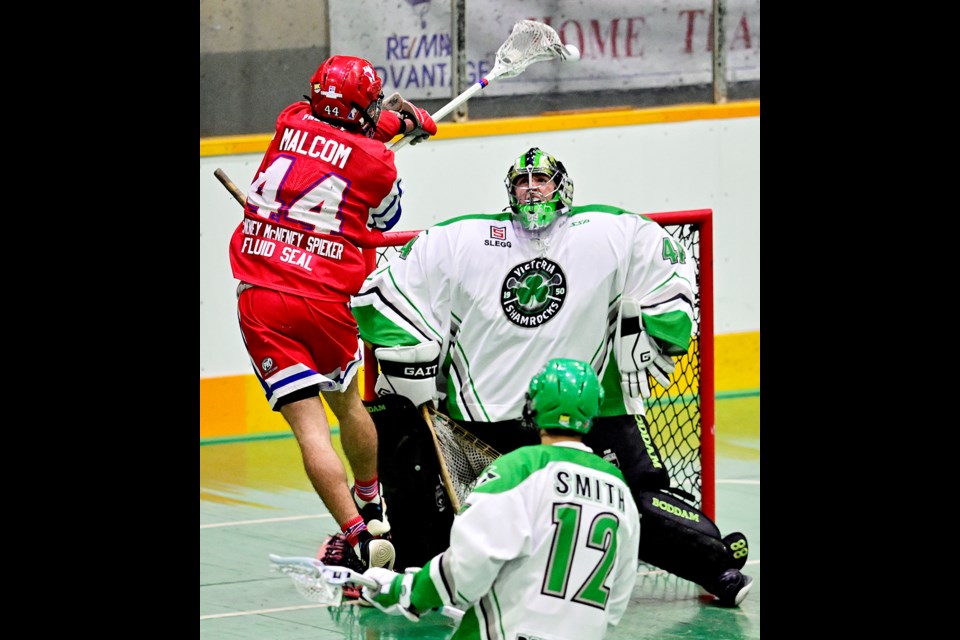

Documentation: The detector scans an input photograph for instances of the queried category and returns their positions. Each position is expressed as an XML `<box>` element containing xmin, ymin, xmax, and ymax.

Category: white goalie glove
<box><xmin>614</xmin><ymin>299</ymin><xmax>676</xmax><ymax>399</ymax></box>
<box><xmin>374</xmin><ymin>342</ymin><xmax>441</xmax><ymax>408</ymax></box>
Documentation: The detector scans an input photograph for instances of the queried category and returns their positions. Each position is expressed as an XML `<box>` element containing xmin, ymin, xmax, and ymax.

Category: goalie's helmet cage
<box><xmin>505</xmin><ymin>147</ymin><xmax>575</xmax><ymax>231</ymax></box>
<box><xmin>309</xmin><ymin>55</ymin><xmax>384</xmax><ymax>138</ymax></box>
<box><xmin>523</xmin><ymin>358</ymin><xmax>603</xmax><ymax>434</ymax></box>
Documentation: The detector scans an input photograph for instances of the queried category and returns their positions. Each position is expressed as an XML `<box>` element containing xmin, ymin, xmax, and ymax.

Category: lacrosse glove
<box><xmin>361</xmin><ymin>567</ymin><xmax>422</xmax><ymax>621</ymax></box>
<box><xmin>614</xmin><ymin>299</ymin><xmax>676</xmax><ymax>399</ymax></box>
<box><xmin>383</xmin><ymin>92</ymin><xmax>437</xmax><ymax>145</ymax></box>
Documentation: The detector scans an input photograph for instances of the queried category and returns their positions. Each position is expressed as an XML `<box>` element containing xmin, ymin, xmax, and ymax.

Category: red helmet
<box><xmin>309</xmin><ymin>55</ymin><xmax>383</xmax><ymax>137</ymax></box>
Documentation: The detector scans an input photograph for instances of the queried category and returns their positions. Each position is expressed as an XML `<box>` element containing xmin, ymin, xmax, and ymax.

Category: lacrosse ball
<box><xmin>564</xmin><ymin>44</ymin><xmax>581</xmax><ymax>61</ymax></box>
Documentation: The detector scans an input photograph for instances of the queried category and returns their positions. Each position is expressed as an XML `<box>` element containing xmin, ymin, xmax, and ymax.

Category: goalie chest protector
<box><xmin>364</xmin><ymin>395</ymin><xmax>455</xmax><ymax>571</ymax></box>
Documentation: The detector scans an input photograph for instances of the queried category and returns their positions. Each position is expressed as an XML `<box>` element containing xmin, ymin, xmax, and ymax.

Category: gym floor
<box><xmin>199</xmin><ymin>395</ymin><xmax>760</xmax><ymax>639</ymax></box>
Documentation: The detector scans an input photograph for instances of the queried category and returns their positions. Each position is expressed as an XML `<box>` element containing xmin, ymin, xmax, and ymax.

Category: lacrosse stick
<box><xmin>214</xmin><ymin>168</ymin><xmax>246</xmax><ymax>207</ymax></box>
<box><xmin>268</xmin><ymin>554</ymin><xmax>464</xmax><ymax>621</ymax></box>
<box><xmin>388</xmin><ymin>19</ymin><xmax>580</xmax><ymax>152</ymax></box>
<box><xmin>422</xmin><ymin>404</ymin><xmax>462</xmax><ymax>513</ymax></box>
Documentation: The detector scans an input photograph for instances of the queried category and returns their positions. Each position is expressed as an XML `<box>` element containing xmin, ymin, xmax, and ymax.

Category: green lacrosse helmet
<box><xmin>504</xmin><ymin>147</ymin><xmax>574</xmax><ymax>231</ymax></box>
<box><xmin>523</xmin><ymin>358</ymin><xmax>603</xmax><ymax>434</ymax></box>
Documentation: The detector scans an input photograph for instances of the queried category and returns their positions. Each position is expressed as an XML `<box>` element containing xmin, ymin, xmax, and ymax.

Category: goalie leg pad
<box><xmin>364</xmin><ymin>394</ymin><xmax>454</xmax><ymax>571</ymax></box>
<box><xmin>374</xmin><ymin>343</ymin><xmax>440</xmax><ymax>408</ymax></box>
<box><xmin>584</xmin><ymin>414</ymin><xmax>670</xmax><ymax>493</ymax></box>
<box><xmin>637</xmin><ymin>488</ymin><xmax>749</xmax><ymax>587</ymax></box>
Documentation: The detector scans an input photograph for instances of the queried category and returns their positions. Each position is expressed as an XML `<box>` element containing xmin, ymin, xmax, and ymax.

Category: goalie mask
<box><xmin>505</xmin><ymin>147</ymin><xmax>574</xmax><ymax>231</ymax></box>
<box><xmin>309</xmin><ymin>55</ymin><xmax>384</xmax><ymax>138</ymax></box>
<box><xmin>523</xmin><ymin>358</ymin><xmax>603</xmax><ymax>434</ymax></box>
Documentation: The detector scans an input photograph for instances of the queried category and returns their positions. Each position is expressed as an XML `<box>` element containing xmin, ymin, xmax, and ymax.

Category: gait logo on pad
<box><xmin>500</xmin><ymin>258</ymin><xmax>567</xmax><ymax>327</ymax></box>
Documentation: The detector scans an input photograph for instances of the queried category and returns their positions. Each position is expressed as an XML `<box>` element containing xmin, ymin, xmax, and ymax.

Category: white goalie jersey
<box><xmin>351</xmin><ymin>205</ymin><xmax>696</xmax><ymax>423</ymax></box>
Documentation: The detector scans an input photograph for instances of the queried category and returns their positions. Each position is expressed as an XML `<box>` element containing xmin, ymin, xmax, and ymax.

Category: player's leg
<box><xmin>279</xmin><ymin>391</ymin><xmax>360</xmax><ymax>526</ymax></box>
<box><xmin>307</xmin><ymin>300</ymin><xmax>395</xmax><ymax>571</ymax></box>
<box><xmin>322</xmin><ymin>376</ymin><xmax>390</xmax><ymax>537</ymax></box>
<box><xmin>238</xmin><ymin>287</ymin><xmax>393</xmax><ymax>571</ymax></box>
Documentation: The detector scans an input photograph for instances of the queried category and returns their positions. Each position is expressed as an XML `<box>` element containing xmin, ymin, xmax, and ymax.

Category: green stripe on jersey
<box><xmin>472</xmin><ymin>444</ymin><xmax>627</xmax><ymax>494</ymax></box>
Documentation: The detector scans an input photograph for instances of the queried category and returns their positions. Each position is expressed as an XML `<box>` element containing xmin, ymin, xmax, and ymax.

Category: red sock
<box><xmin>353</xmin><ymin>476</ymin><xmax>380</xmax><ymax>503</ymax></box>
<box><xmin>342</xmin><ymin>515</ymin><xmax>366</xmax><ymax>548</ymax></box>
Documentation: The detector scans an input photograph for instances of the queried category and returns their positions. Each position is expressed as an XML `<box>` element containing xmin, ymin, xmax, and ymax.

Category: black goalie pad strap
<box><xmin>639</xmin><ymin>488</ymin><xmax>721</xmax><ymax>539</ymax></box>
<box><xmin>363</xmin><ymin>395</ymin><xmax>454</xmax><ymax>571</ymax></box>
<box><xmin>377</xmin><ymin>356</ymin><xmax>440</xmax><ymax>379</ymax></box>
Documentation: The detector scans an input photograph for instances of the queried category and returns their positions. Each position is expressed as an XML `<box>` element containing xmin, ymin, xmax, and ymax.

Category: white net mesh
<box><xmin>495</xmin><ymin>20</ymin><xmax>568</xmax><ymax>78</ymax></box>
<box><xmin>287</xmin><ymin>570</ymin><xmax>343</xmax><ymax>605</ymax></box>
<box><xmin>428</xmin><ymin>408</ymin><xmax>501</xmax><ymax>509</ymax></box>
<box><xmin>270</xmin><ymin>558</ymin><xmax>344</xmax><ymax>605</ymax></box>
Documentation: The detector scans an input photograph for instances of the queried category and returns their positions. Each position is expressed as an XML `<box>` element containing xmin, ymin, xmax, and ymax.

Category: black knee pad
<box><xmin>365</xmin><ymin>394</ymin><xmax>454</xmax><ymax>570</ymax></box>
<box><xmin>637</xmin><ymin>488</ymin><xmax>749</xmax><ymax>587</ymax></box>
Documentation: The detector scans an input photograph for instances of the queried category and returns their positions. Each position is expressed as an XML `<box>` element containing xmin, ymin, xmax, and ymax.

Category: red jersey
<box><xmin>229</xmin><ymin>102</ymin><xmax>405</xmax><ymax>301</ymax></box>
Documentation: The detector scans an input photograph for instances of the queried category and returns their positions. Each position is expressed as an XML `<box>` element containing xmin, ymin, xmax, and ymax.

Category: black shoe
<box><xmin>710</xmin><ymin>569</ymin><xmax>753</xmax><ymax>607</ymax></box>
<box><xmin>722</xmin><ymin>532</ymin><xmax>749</xmax><ymax>570</ymax></box>
<box><xmin>352</xmin><ymin>485</ymin><xmax>391</xmax><ymax>538</ymax></box>
<box><xmin>317</xmin><ymin>532</ymin><xmax>365</xmax><ymax>573</ymax></box>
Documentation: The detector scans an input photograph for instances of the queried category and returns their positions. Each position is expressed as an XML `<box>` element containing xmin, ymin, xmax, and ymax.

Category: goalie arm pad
<box><xmin>374</xmin><ymin>342</ymin><xmax>441</xmax><ymax>408</ymax></box>
<box><xmin>614</xmin><ymin>299</ymin><xmax>676</xmax><ymax>399</ymax></box>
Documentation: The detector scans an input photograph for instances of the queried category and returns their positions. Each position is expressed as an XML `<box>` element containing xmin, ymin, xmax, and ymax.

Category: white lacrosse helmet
<box><xmin>504</xmin><ymin>147</ymin><xmax>574</xmax><ymax>231</ymax></box>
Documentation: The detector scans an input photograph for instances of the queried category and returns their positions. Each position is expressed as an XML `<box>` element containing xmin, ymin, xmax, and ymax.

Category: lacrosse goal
<box><xmin>361</xmin><ymin>209</ymin><xmax>715</xmax><ymax>518</ymax></box>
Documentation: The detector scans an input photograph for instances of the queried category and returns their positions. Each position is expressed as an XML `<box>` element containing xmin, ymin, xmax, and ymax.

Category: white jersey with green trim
<box><xmin>351</xmin><ymin>205</ymin><xmax>696</xmax><ymax>423</ymax></box>
<box><xmin>419</xmin><ymin>441</ymin><xmax>641</xmax><ymax>640</ymax></box>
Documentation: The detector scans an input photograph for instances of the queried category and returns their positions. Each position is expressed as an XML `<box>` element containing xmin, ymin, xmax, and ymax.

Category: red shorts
<box><xmin>237</xmin><ymin>286</ymin><xmax>363</xmax><ymax>409</ymax></box>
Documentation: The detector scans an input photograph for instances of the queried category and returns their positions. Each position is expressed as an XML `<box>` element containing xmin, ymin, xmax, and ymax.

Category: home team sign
<box><xmin>329</xmin><ymin>0</ymin><xmax>760</xmax><ymax>101</ymax></box>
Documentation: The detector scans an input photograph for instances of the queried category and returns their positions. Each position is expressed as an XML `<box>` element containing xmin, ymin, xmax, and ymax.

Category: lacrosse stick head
<box><xmin>491</xmin><ymin>20</ymin><xmax>576</xmax><ymax>79</ymax></box>
<box><xmin>268</xmin><ymin>555</ymin><xmax>344</xmax><ymax>606</ymax></box>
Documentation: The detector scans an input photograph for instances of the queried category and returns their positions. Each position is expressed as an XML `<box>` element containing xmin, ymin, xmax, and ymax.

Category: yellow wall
<box><xmin>200</xmin><ymin>101</ymin><xmax>760</xmax><ymax>157</ymax></box>
<box><xmin>199</xmin><ymin>330</ymin><xmax>759</xmax><ymax>440</ymax></box>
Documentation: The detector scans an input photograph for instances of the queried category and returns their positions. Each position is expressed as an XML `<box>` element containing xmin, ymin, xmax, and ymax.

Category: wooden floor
<box><xmin>200</xmin><ymin>396</ymin><xmax>760</xmax><ymax>639</ymax></box>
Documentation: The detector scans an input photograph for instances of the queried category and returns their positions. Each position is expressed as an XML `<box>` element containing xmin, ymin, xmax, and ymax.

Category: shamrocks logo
<box><xmin>500</xmin><ymin>259</ymin><xmax>567</xmax><ymax>327</ymax></box>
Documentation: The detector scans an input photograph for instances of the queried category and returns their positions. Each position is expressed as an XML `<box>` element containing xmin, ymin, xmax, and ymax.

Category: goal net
<box><xmin>361</xmin><ymin>209</ymin><xmax>715</xmax><ymax>518</ymax></box>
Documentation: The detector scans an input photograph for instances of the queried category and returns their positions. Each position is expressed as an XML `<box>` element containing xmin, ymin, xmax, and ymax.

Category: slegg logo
<box><xmin>500</xmin><ymin>258</ymin><xmax>567</xmax><ymax>327</ymax></box>
<box><xmin>485</xmin><ymin>225</ymin><xmax>511</xmax><ymax>248</ymax></box>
